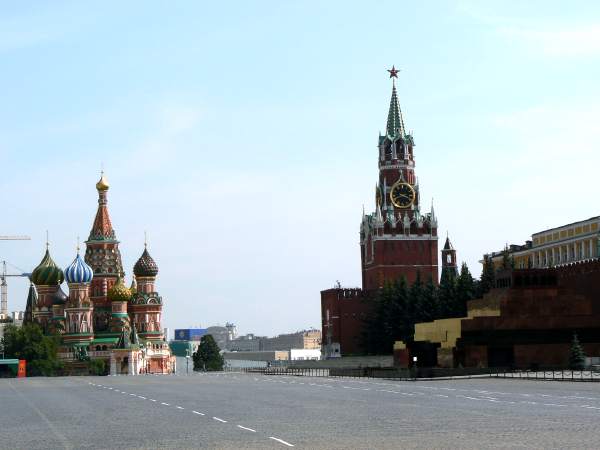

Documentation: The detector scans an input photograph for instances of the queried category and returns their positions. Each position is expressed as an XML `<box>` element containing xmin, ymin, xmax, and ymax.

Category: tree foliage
<box><xmin>361</xmin><ymin>262</ymin><xmax>494</xmax><ymax>354</ymax></box>
<box><xmin>193</xmin><ymin>334</ymin><xmax>224</xmax><ymax>371</ymax></box>
<box><xmin>1</xmin><ymin>324</ymin><xmax>63</xmax><ymax>376</ymax></box>
<box><xmin>568</xmin><ymin>333</ymin><xmax>586</xmax><ymax>370</ymax></box>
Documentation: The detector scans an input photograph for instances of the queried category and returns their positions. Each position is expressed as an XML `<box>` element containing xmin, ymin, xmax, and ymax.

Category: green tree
<box><xmin>479</xmin><ymin>255</ymin><xmax>496</xmax><ymax>296</ymax></box>
<box><xmin>1</xmin><ymin>324</ymin><xmax>63</xmax><ymax>376</ymax></box>
<box><xmin>362</xmin><ymin>281</ymin><xmax>397</xmax><ymax>354</ymax></box>
<box><xmin>416</xmin><ymin>277</ymin><xmax>439</xmax><ymax>323</ymax></box>
<box><xmin>87</xmin><ymin>358</ymin><xmax>107</xmax><ymax>376</ymax></box>
<box><xmin>193</xmin><ymin>335</ymin><xmax>224</xmax><ymax>371</ymax></box>
<box><xmin>568</xmin><ymin>333</ymin><xmax>586</xmax><ymax>370</ymax></box>
<box><xmin>438</xmin><ymin>268</ymin><xmax>457</xmax><ymax>319</ymax></box>
<box><xmin>390</xmin><ymin>277</ymin><xmax>411</xmax><ymax>344</ymax></box>
<box><xmin>454</xmin><ymin>263</ymin><xmax>475</xmax><ymax>317</ymax></box>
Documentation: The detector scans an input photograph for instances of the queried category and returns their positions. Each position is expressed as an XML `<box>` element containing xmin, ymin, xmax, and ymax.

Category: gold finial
<box><xmin>46</xmin><ymin>230</ymin><xmax>49</xmax><ymax>250</ymax></box>
<box><xmin>144</xmin><ymin>231</ymin><xmax>148</xmax><ymax>248</ymax></box>
<box><xmin>76</xmin><ymin>236</ymin><xmax>80</xmax><ymax>254</ymax></box>
<box><xmin>96</xmin><ymin>168</ymin><xmax>110</xmax><ymax>191</ymax></box>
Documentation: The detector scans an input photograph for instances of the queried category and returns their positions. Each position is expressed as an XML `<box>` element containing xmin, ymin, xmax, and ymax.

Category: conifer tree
<box><xmin>479</xmin><ymin>255</ymin><xmax>496</xmax><ymax>296</ymax></box>
<box><xmin>568</xmin><ymin>333</ymin><xmax>586</xmax><ymax>370</ymax></box>
<box><xmin>391</xmin><ymin>276</ymin><xmax>411</xmax><ymax>344</ymax></box>
<box><xmin>438</xmin><ymin>268</ymin><xmax>457</xmax><ymax>319</ymax></box>
<box><xmin>193</xmin><ymin>335</ymin><xmax>224</xmax><ymax>371</ymax></box>
<box><xmin>454</xmin><ymin>263</ymin><xmax>475</xmax><ymax>317</ymax></box>
<box><xmin>417</xmin><ymin>277</ymin><xmax>439</xmax><ymax>323</ymax></box>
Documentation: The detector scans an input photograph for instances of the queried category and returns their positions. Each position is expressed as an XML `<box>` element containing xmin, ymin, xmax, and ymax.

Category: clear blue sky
<box><xmin>1</xmin><ymin>1</ymin><xmax>599</xmax><ymax>336</ymax></box>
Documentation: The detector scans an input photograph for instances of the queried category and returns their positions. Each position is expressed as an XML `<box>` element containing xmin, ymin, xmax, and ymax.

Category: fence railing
<box><xmin>228</xmin><ymin>365</ymin><xmax>600</xmax><ymax>382</ymax></box>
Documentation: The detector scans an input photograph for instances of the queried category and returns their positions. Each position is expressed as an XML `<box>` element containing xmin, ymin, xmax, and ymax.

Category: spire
<box><xmin>89</xmin><ymin>172</ymin><xmax>116</xmax><ymax>241</ymax></box>
<box><xmin>443</xmin><ymin>234</ymin><xmax>454</xmax><ymax>250</ymax></box>
<box><xmin>24</xmin><ymin>282</ymin><xmax>37</xmax><ymax>324</ymax></box>
<box><xmin>386</xmin><ymin>67</ymin><xmax>406</xmax><ymax>139</ymax></box>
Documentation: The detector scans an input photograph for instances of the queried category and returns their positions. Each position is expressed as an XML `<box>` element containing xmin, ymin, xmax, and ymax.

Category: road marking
<box><xmin>138</xmin><ymin>396</ymin><xmax>146</xmax><ymax>399</ymax></box>
<box><xmin>107</xmin><ymin>387</ymin><xmax>113</xmax><ymax>390</ymax></box>
<box><xmin>435</xmin><ymin>394</ymin><xmax>449</xmax><ymax>398</ymax></box>
<box><xmin>176</xmin><ymin>406</ymin><xmax>185</xmax><ymax>410</ymax></box>
<box><xmin>129</xmin><ymin>393</ymin><xmax>136</xmax><ymax>396</ymax></box>
<box><xmin>149</xmin><ymin>399</ymin><xmax>156</xmax><ymax>402</ymax></box>
<box><xmin>237</xmin><ymin>425</ymin><xmax>256</xmax><ymax>432</ymax></box>
<box><xmin>269</xmin><ymin>437</ymin><xmax>294</xmax><ymax>447</ymax></box>
<box><xmin>458</xmin><ymin>395</ymin><xmax>481</xmax><ymax>401</ymax></box>
<box><xmin>213</xmin><ymin>417</ymin><xmax>227</xmax><ymax>423</ymax></box>
<box><xmin>192</xmin><ymin>411</ymin><xmax>205</xmax><ymax>415</ymax></box>
<box><xmin>542</xmin><ymin>403</ymin><xmax>565</xmax><ymax>407</ymax></box>
<box><xmin>161</xmin><ymin>402</ymin><xmax>170</xmax><ymax>406</ymax></box>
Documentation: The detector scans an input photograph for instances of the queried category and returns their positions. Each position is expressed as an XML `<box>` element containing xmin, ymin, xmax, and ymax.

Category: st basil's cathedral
<box><xmin>24</xmin><ymin>173</ymin><xmax>175</xmax><ymax>375</ymax></box>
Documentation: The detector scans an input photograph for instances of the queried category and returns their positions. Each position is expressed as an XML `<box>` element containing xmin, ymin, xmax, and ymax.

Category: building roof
<box><xmin>386</xmin><ymin>81</ymin><xmax>406</xmax><ymax>139</ymax></box>
<box><xmin>133</xmin><ymin>247</ymin><xmax>159</xmax><ymax>277</ymax></box>
<box><xmin>65</xmin><ymin>253</ymin><xmax>93</xmax><ymax>284</ymax></box>
<box><xmin>31</xmin><ymin>248</ymin><xmax>65</xmax><ymax>286</ymax></box>
<box><xmin>532</xmin><ymin>216</ymin><xmax>600</xmax><ymax>237</ymax></box>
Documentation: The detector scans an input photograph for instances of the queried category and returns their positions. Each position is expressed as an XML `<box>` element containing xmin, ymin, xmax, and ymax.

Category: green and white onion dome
<box><xmin>31</xmin><ymin>249</ymin><xmax>65</xmax><ymax>286</ymax></box>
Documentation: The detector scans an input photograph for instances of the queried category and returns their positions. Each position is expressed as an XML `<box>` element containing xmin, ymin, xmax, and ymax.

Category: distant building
<box><xmin>485</xmin><ymin>216</ymin><xmax>600</xmax><ymax>269</ymax></box>
<box><xmin>228</xmin><ymin>333</ymin><xmax>265</xmax><ymax>351</ymax></box>
<box><xmin>227</xmin><ymin>329</ymin><xmax>321</xmax><ymax>352</ymax></box>
<box><xmin>0</xmin><ymin>311</ymin><xmax>24</xmax><ymax>341</ymax></box>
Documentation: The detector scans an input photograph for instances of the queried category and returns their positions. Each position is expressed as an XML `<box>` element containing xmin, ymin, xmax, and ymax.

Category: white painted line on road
<box><xmin>138</xmin><ymin>396</ymin><xmax>146</xmax><ymax>399</ymax></box>
<box><xmin>107</xmin><ymin>387</ymin><xmax>113</xmax><ymax>390</ymax></box>
<box><xmin>176</xmin><ymin>406</ymin><xmax>185</xmax><ymax>410</ymax></box>
<box><xmin>458</xmin><ymin>395</ymin><xmax>481</xmax><ymax>401</ymax></box>
<box><xmin>580</xmin><ymin>405</ymin><xmax>600</xmax><ymax>409</ymax></box>
<box><xmin>542</xmin><ymin>403</ymin><xmax>566</xmax><ymax>407</ymax></box>
<box><xmin>161</xmin><ymin>402</ymin><xmax>170</xmax><ymax>406</ymax></box>
<box><xmin>212</xmin><ymin>417</ymin><xmax>227</xmax><ymax>423</ymax></box>
<box><xmin>192</xmin><ymin>411</ymin><xmax>205</xmax><ymax>415</ymax></box>
<box><xmin>269</xmin><ymin>437</ymin><xmax>294</xmax><ymax>447</ymax></box>
<box><xmin>129</xmin><ymin>393</ymin><xmax>136</xmax><ymax>396</ymax></box>
<box><xmin>435</xmin><ymin>394</ymin><xmax>449</xmax><ymax>398</ymax></box>
<box><xmin>149</xmin><ymin>399</ymin><xmax>156</xmax><ymax>402</ymax></box>
<box><xmin>237</xmin><ymin>425</ymin><xmax>256</xmax><ymax>432</ymax></box>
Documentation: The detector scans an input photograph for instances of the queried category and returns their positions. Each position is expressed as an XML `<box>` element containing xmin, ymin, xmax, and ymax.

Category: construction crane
<box><xmin>0</xmin><ymin>235</ymin><xmax>31</xmax><ymax>318</ymax></box>
<box><xmin>1</xmin><ymin>261</ymin><xmax>31</xmax><ymax>318</ymax></box>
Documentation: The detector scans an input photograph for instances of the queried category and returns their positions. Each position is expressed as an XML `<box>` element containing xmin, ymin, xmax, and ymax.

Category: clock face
<box><xmin>390</xmin><ymin>182</ymin><xmax>416</xmax><ymax>208</ymax></box>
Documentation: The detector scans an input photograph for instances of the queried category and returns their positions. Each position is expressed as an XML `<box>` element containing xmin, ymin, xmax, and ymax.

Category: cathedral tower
<box><xmin>85</xmin><ymin>172</ymin><xmax>125</xmax><ymax>332</ymax></box>
<box><xmin>30</xmin><ymin>245</ymin><xmax>65</xmax><ymax>332</ymax></box>
<box><xmin>130</xmin><ymin>244</ymin><xmax>164</xmax><ymax>341</ymax></box>
<box><xmin>63</xmin><ymin>250</ymin><xmax>95</xmax><ymax>348</ymax></box>
<box><xmin>360</xmin><ymin>68</ymin><xmax>438</xmax><ymax>289</ymax></box>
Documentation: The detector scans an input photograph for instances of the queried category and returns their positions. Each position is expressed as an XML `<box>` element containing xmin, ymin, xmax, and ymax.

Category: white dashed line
<box><xmin>138</xmin><ymin>396</ymin><xmax>146</xmax><ymax>399</ymax></box>
<box><xmin>212</xmin><ymin>417</ymin><xmax>227</xmax><ymax>423</ymax></box>
<box><xmin>237</xmin><ymin>425</ymin><xmax>256</xmax><ymax>432</ymax></box>
<box><xmin>161</xmin><ymin>402</ymin><xmax>170</xmax><ymax>406</ymax></box>
<box><xmin>192</xmin><ymin>411</ymin><xmax>205</xmax><ymax>415</ymax></box>
<box><xmin>269</xmin><ymin>436</ymin><xmax>294</xmax><ymax>447</ymax></box>
<box><xmin>129</xmin><ymin>393</ymin><xmax>136</xmax><ymax>396</ymax></box>
<box><xmin>149</xmin><ymin>399</ymin><xmax>156</xmax><ymax>402</ymax></box>
<box><xmin>176</xmin><ymin>406</ymin><xmax>185</xmax><ymax>410</ymax></box>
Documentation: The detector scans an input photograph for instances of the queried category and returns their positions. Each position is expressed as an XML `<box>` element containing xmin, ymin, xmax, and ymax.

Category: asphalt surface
<box><xmin>2</xmin><ymin>372</ymin><xmax>600</xmax><ymax>449</ymax></box>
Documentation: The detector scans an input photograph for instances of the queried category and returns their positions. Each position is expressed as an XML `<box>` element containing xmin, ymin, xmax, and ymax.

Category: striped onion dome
<box><xmin>133</xmin><ymin>247</ymin><xmax>159</xmax><ymax>277</ymax></box>
<box><xmin>31</xmin><ymin>249</ymin><xmax>65</xmax><ymax>286</ymax></box>
<box><xmin>65</xmin><ymin>253</ymin><xmax>94</xmax><ymax>284</ymax></box>
<box><xmin>108</xmin><ymin>277</ymin><xmax>132</xmax><ymax>302</ymax></box>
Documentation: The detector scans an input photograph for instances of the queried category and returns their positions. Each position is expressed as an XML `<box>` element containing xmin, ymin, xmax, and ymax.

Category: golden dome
<box><xmin>96</xmin><ymin>172</ymin><xmax>110</xmax><ymax>191</ymax></box>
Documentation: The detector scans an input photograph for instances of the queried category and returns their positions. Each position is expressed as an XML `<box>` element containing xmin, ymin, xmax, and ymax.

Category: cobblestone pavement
<box><xmin>1</xmin><ymin>372</ymin><xmax>600</xmax><ymax>449</ymax></box>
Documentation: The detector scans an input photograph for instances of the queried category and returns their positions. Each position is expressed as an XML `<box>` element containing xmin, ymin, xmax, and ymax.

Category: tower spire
<box><xmin>386</xmin><ymin>66</ymin><xmax>406</xmax><ymax>139</ymax></box>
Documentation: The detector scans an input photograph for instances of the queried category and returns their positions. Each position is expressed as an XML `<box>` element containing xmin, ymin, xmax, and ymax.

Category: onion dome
<box><xmin>108</xmin><ymin>277</ymin><xmax>131</xmax><ymax>302</ymax></box>
<box><xmin>96</xmin><ymin>172</ymin><xmax>109</xmax><ymax>191</ymax></box>
<box><xmin>133</xmin><ymin>247</ymin><xmax>158</xmax><ymax>277</ymax></box>
<box><xmin>52</xmin><ymin>285</ymin><xmax>68</xmax><ymax>305</ymax></box>
<box><xmin>31</xmin><ymin>249</ymin><xmax>65</xmax><ymax>286</ymax></box>
<box><xmin>65</xmin><ymin>253</ymin><xmax>94</xmax><ymax>284</ymax></box>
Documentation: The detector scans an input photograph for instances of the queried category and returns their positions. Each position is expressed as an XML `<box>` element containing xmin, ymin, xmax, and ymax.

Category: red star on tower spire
<box><xmin>387</xmin><ymin>65</ymin><xmax>400</xmax><ymax>78</ymax></box>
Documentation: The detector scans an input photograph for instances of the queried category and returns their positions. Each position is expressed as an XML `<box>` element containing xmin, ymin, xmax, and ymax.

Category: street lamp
<box><xmin>185</xmin><ymin>349</ymin><xmax>190</xmax><ymax>375</ymax></box>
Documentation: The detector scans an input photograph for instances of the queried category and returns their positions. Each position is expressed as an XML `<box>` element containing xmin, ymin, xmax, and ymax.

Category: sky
<box><xmin>1</xmin><ymin>1</ymin><xmax>600</xmax><ymax>337</ymax></box>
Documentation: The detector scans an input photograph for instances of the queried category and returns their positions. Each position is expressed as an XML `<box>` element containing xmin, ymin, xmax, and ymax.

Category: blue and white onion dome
<box><xmin>65</xmin><ymin>253</ymin><xmax>94</xmax><ymax>284</ymax></box>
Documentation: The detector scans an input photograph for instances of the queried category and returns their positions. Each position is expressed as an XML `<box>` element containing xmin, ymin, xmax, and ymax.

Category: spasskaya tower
<box><xmin>360</xmin><ymin>67</ymin><xmax>438</xmax><ymax>289</ymax></box>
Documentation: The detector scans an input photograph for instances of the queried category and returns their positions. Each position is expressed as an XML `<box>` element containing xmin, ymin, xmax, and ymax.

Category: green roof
<box><xmin>92</xmin><ymin>337</ymin><xmax>119</xmax><ymax>344</ymax></box>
